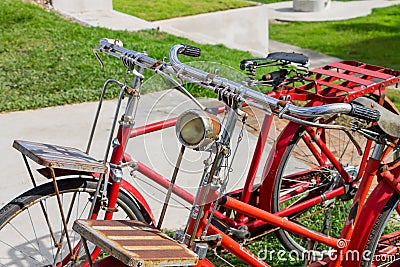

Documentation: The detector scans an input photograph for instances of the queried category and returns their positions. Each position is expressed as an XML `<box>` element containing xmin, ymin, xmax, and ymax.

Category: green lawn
<box><xmin>113</xmin><ymin>0</ymin><xmax>255</xmax><ymax>21</ymax></box>
<box><xmin>268</xmin><ymin>4</ymin><xmax>400</xmax><ymax>107</ymax></box>
<box><xmin>269</xmin><ymin>5</ymin><xmax>400</xmax><ymax>70</ymax></box>
<box><xmin>1</xmin><ymin>1</ymin><xmax>400</xmax><ymax>266</ymax></box>
<box><xmin>113</xmin><ymin>0</ymin><xmax>357</xmax><ymax>21</ymax></box>
<box><xmin>2</xmin><ymin>0</ymin><xmax>399</xmax><ymax>110</ymax></box>
<box><xmin>0</xmin><ymin>0</ymin><xmax>252</xmax><ymax>112</ymax></box>
<box><xmin>255</xmin><ymin>0</ymin><xmax>354</xmax><ymax>2</ymax></box>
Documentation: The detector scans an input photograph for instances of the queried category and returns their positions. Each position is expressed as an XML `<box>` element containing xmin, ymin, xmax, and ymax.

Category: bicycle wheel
<box><xmin>0</xmin><ymin>177</ymin><xmax>145</xmax><ymax>266</ymax></box>
<box><xmin>271</xmin><ymin>115</ymin><xmax>368</xmax><ymax>259</ymax></box>
<box><xmin>360</xmin><ymin>192</ymin><xmax>400</xmax><ymax>267</ymax></box>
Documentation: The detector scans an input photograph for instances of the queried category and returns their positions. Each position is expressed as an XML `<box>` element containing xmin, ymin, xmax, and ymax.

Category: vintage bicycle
<box><xmin>0</xmin><ymin>39</ymin><xmax>399</xmax><ymax>266</ymax></box>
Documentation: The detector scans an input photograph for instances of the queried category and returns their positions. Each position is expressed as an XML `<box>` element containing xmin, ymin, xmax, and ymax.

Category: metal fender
<box><xmin>120</xmin><ymin>180</ymin><xmax>156</xmax><ymax>225</ymax></box>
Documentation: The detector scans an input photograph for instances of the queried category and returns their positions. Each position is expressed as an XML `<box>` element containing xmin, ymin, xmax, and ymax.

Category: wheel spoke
<box><xmin>53</xmin><ymin>191</ymin><xmax>78</xmax><ymax>266</ymax></box>
<box><xmin>0</xmin><ymin>178</ymin><xmax>143</xmax><ymax>266</ymax></box>
<box><xmin>0</xmin><ymin>238</ymin><xmax>45</xmax><ymax>265</ymax></box>
<box><xmin>27</xmin><ymin>209</ymin><xmax>46</xmax><ymax>263</ymax></box>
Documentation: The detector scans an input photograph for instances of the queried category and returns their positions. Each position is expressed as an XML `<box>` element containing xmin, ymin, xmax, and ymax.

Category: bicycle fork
<box><xmin>330</xmin><ymin>143</ymin><xmax>386</xmax><ymax>267</ymax></box>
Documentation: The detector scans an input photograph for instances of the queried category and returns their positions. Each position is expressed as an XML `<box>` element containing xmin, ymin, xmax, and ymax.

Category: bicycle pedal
<box><xmin>73</xmin><ymin>220</ymin><xmax>199</xmax><ymax>267</ymax></box>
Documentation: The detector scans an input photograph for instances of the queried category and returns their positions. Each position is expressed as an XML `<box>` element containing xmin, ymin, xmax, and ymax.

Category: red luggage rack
<box><xmin>277</xmin><ymin>60</ymin><xmax>400</xmax><ymax>103</ymax></box>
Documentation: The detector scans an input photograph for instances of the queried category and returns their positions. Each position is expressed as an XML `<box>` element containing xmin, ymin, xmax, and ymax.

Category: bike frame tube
<box><xmin>277</xmin><ymin>185</ymin><xmax>345</xmax><ymax>218</ymax></box>
<box><xmin>105</xmin><ymin>125</ymin><xmax>131</xmax><ymax>220</ymax></box>
<box><xmin>340</xmin><ymin>157</ymin><xmax>382</xmax><ymax>241</ymax></box>
<box><xmin>329</xmin><ymin>152</ymin><xmax>383</xmax><ymax>267</ymax></box>
<box><xmin>259</xmin><ymin>121</ymin><xmax>300</xmax><ymax>211</ymax></box>
<box><xmin>301</xmin><ymin>129</ymin><xmax>326</xmax><ymax>165</ymax></box>
<box><xmin>92</xmin><ymin>86</ymin><xmax>382</xmax><ymax>266</ymax></box>
<box><xmin>357</xmin><ymin>139</ymin><xmax>373</xmax><ymax>180</ymax></box>
<box><xmin>123</xmin><ymin>115</ymin><xmax>359</xmax><ymax>231</ymax></box>
<box><xmin>304</xmin><ymin>125</ymin><xmax>352</xmax><ymax>182</ymax></box>
<box><xmin>129</xmin><ymin>117</ymin><xmax>177</xmax><ymax>138</ymax></box>
<box><xmin>245</xmin><ymin>184</ymin><xmax>346</xmax><ymax>231</ymax></box>
<box><xmin>223</xmin><ymin>196</ymin><xmax>340</xmax><ymax>248</ymax></box>
<box><xmin>208</xmin><ymin>223</ymin><xmax>270</xmax><ymax>266</ymax></box>
<box><xmin>237</xmin><ymin>113</ymin><xmax>274</xmax><ymax>223</ymax></box>
<box><xmin>340</xmin><ymin>180</ymin><xmax>398</xmax><ymax>267</ymax></box>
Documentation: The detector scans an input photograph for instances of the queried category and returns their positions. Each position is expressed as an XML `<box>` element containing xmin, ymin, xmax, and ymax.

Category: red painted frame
<box><xmin>81</xmin><ymin>61</ymin><xmax>400</xmax><ymax>266</ymax></box>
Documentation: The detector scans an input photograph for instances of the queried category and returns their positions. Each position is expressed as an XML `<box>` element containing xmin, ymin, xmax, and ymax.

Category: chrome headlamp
<box><xmin>175</xmin><ymin>109</ymin><xmax>221</xmax><ymax>150</ymax></box>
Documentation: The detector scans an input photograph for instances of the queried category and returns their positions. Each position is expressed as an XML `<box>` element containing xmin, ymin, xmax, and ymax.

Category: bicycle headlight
<box><xmin>175</xmin><ymin>109</ymin><xmax>221</xmax><ymax>150</ymax></box>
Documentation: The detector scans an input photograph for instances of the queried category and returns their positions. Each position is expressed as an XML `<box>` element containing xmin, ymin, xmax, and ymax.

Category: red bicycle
<box><xmin>0</xmin><ymin>39</ymin><xmax>399</xmax><ymax>266</ymax></box>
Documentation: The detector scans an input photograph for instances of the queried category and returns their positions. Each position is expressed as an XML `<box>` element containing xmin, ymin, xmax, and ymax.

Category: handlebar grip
<box><xmin>178</xmin><ymin>44</ymin><xmax>201</xmax><ymax>57</ymax></box>
<box><xmin>349</xmin><ymin>103</ymin><xmax>380</xmax><ymax>122</ymax></box>
<box><xmin>240</xmin><ymin>59</ymin><xmax>252</xmax><ymax>70</ymax></box>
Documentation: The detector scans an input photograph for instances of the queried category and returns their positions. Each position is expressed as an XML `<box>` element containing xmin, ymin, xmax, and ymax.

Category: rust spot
<box><xmin>150</xmin><ymin>61</ymin><xmax>163</xmax><ymax>69</ymax></box>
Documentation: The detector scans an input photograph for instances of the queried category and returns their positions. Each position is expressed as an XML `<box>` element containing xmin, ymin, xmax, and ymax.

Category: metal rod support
<box><xmin>49</xmin><ymin>166</ymin><xmax>75</xmax><ymax>260</ymax></box>
<box><xmin>157</xmin><ymin>145</ymin><xmax>186</xmax><ymax>229</ymax></box>
<box><xmin>22</xmin><ymin>155</ymin><xmax>59</xmax><ymax>246</ymax></box>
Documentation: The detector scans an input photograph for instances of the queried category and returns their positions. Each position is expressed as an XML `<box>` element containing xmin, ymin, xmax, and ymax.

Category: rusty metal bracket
<box><xmin>49</xmin><ymin>166</ymin><xmax>75</xmax><ymax>259</ymax></box>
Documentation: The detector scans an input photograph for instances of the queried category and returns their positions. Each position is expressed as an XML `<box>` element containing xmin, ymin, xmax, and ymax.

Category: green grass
<box><xmin>269</xmin><ymin>4</ymin><xmax>400</xmax><ymax>109</ymax></box>
<box><xmin>113</xmin><ymin>0</ymin><xmax>359</xmax><ymax>21</ymax></box>
<box><xmin>1</xmin><ymin>1</ymin><xmax>398</xmax><ymax>266</ymax></box>
<box><xmin>254</xmin><ymin>0</ymin><xmax>357</xmax><ymax>1</ymax></box>
<box><xmin>0</xmin><ymin>0</ymin><xmax>252</xmax><ymax>112</ymax></box>
<box><xmin>113</xmin><ymin>0</ymin><xmax>255</xmax><ymax>21</ymax></box>
<box><xmin>269</xmin><ymin>5</ymin><xmax>400</xmax><ymax>70</ymax></box>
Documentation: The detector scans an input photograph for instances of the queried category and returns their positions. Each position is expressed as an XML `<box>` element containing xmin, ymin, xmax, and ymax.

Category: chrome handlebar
<box><xmin>94</xmin><ymin>39</ymin><xmax>380</xmax><ymax>122</ymax></box>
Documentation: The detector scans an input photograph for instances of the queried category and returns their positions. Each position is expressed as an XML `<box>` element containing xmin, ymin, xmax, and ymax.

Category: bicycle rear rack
<box><xmin>73</xmin><ymin>219</ymin><xmax>199</xmax><ymax>266</ymax></box>
<box><xmin>13</xmin><ymin>139</ymin><xmax>107</xmax><ymax>175</ymax></box>
<box><xmin>279</xmin><ymin>60</ymin><xmax>400</xmax><ymax>103</ymax></box>
<box><xmin>13</xmin><ymin>139</ymin><xmax>109</xmax><ymax>257</ymax></box>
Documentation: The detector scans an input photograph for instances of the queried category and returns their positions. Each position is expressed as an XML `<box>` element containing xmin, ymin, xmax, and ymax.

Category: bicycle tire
<box><xmin>0</xmin><ymin>177</ymin><xmax>145</xmax><ymax>266</ymax></box>
<box><xmin>359</xmin><ymin>192</ymin><xmax>400</xmax><ymax>267</ymax></box>
<box><xmin>270</xmin><ymin>116</ymin><xmax>368</xmax><ymax>260</ymax></box>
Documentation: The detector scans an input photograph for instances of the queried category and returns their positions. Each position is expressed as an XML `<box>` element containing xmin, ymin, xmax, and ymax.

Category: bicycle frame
<box><xmin>93</xmin><ymin>128</ymin><xmax>399</xmax><ymax>267</ymax></box>
<box><xmin>111</xmin><ymin>98</ymin><xmax>372</xmax><ymax>229</ymax></box>
<box><xmin>76</xmin><ymin>74</ymin><xmax>385</xmax><ymax>267</ymax></box>
<box><xmin>80</xmin><ymin>88</ymin><xmax>349</xmax><ymax>264</ymax></box>
<box><xmin>89</xmin><ymin>94</ymin><xmax>400</xmax><ymax>266</ymax></box>
<box><xmin>47</xmin><ymin>41</ymin><xmax>400</xmax><ymax>266</ymax></box>
<box><xmin>5</xmin><ymin>39</ymin><xmax>400</xmax><ymax>267</ymax></box>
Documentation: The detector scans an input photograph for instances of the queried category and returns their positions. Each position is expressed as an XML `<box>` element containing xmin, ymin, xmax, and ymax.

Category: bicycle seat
<box><xmin>352</xmin><ymin>97</ymin><xmax>400</xmax><ymax>138</ymax></box>
<box><xmin>265</xmin><ymin>52</ymin><xmax>310</xmax><ymax>66</ymax></box>
<box><xmin>240</xmin><ymin>52</ymin><xmax>310</xmax><ymax>70</ymax></box>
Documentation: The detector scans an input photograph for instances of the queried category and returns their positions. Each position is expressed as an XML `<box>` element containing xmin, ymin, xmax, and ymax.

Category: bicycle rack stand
<box><xmin>279</xmin><ymin>60</ymin><xmax>400</xmax><ymax>103</ymax></box>
<box><xmin>13</xmin><ymin>139</ymin><xmax>109</xmax><ymax>259</ymax></box>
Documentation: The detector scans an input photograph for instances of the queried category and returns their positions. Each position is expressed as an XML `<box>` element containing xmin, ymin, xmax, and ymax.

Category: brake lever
<box><xmin>93</xmin><ymin>48</ymin><xmax>104</xmax><ymax>69</ymax></box>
